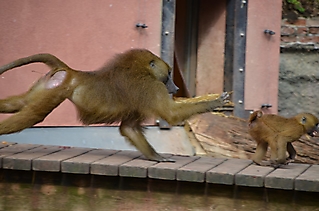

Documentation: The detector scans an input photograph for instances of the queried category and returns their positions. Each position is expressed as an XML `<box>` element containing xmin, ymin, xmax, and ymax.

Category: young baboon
<box><xmin>248</xmin><ymin>110</ymin><xmax>319</xmax><ymax>167</ymax></box>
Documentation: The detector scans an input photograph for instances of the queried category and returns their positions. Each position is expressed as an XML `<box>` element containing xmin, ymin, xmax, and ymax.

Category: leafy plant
<box><xmin>287</xmin><ymin>0</ymin><xmax>305</xmax><ymax>13</ymax></box>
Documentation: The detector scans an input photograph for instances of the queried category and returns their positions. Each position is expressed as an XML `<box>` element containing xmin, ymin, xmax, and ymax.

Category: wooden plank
<box><xmin>3</xmin><ymin>145</ymin><xmax>62</xmax><ymax>170</ymax></box>
<box><xmin>119</xmin><ymin>157</ymin><xmax>158</xmax><ymax>178</ymax></box>
<box><xmin>0</xmin><ymin>143</ymin><xmax>40</xmax><ymax>157</ymax></box>
<box><xmin>0</xmin><ymin>141</ymin><xmax>16</xmax><ymax>149</ymax></box>
<box><xmin>235</xmin><ymin>165</ymin><xmax>274</xmax><ymax>187</ymax></box>
<box><xmin>295</xmin><ymin>165</ymin><xmax>319</xmax><ymax>192</ymax></box>
<box><xmin>206</xmin><ymin>159</ymin><xmax>252</xmax><ymax>185</ymax></box>
<box><xmin>32</xmin><ymin>147</ymin><xmax>92</xmax><ymax>172</ymax></box>
<box><xmin>177</xmin><ymin>157</ymin><xmax>225</xmax><ymax>182</ymax></box>
<box><xmin>148</xmin><ymin>155</ymin><xmax>199</xmax><ymax>180</ymax></box>
<box><xmin>265</xmin><ymin>163</ymin><xmax>310</xmax><ymax>190</ymax></box>
<box><xmin>62</xmin><ymin>149</ymin><xmax>118</xmax><ymax>174</ymax></box>
<box><xmin>90</xmin><ymin>150</ymin><xmax>141</xmax><ymax>176</ymax></box>
<box><xmin>0</xmin><ymin>143</ymin><xmax>40</xmax><ymax>168</ymax></box>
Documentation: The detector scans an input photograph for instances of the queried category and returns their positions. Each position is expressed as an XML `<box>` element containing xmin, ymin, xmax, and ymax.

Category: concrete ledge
<box><xmin>0</xmin><ymin>126</ymin><xmax>194</xmax><ymax>156</ymax></box>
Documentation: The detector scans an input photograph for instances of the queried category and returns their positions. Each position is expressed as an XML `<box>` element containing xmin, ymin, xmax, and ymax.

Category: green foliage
<box><xmin>287</xmin><ymin>0</ymin><xmax>305</xmax><ymax>13</ymax></box>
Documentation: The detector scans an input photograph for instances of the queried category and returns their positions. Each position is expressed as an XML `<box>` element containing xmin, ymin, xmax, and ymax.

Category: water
<box><xmin>0</xmin><ymin>170</ymin><xmax>319</xmax><ymax>211</ymax></box>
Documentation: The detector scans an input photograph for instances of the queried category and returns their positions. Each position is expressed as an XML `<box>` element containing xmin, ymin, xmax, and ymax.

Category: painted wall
<box><xmin>0</xmin><ymin>0</ymin><xmax>162</xmax><ymax>126</ymax></box>
<box><xmin>244</xmin><ymin>1</ymin><xmax>282</xmax><ymax>114</ymax></box>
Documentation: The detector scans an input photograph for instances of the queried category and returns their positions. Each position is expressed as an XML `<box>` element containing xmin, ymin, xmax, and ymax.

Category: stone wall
<box><xmin>279</xmin><ymin>17</ymin><xmax>319</xmax><ymax>117</ymax></box>
<box><xmin>281</xmin><ymin>17</ymin><xmax>319</xmax><ymax>48</ymax></box>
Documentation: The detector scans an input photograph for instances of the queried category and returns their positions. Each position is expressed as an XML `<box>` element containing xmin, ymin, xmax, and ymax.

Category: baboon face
<box><xmin>295</xmin><ymin>113</ymin><xmax>319</xmax><ymax>137</ymax></box>
<box><xmin>130</xmin><ymin>49</ymin><xmax>179</xmax><ymax>94</ymax></box>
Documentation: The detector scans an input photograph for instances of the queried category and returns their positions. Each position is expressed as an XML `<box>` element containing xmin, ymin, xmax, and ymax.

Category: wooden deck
<box><xmin>0</xmin><ymin>142</ymin><xmax>319</xmax><ymax>192</ymax></box>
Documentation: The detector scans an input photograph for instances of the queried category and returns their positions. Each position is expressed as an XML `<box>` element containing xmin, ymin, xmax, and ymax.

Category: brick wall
<box><xmin>281</xmin><ymin>17</ymin><xmax>319</xmax><ymax>48</ymax></box>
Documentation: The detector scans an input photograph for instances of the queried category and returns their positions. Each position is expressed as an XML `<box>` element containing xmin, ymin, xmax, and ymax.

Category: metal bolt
<box><xmin>164</xmin><ymin>31</ymin><xmax>170</xmax><ymax>35</ymax></box>
<box><xmin>136</xmin><ymin>23</ymin><xmax>148</xmax><ymax>28</ymax></box>
<box><xmin>261</xmin><ymin>104</ymin><xmax>272</xmax><ymax>108</ymax></box>
<box><xmin>241</xmin><ymin>0</ymin><xmax>247</xmax><ymax>8</ymax></box>
<box><xmin>240</xmin><ymin>32</ymin><xmax>245</xmax><ymax>37</ymax></box>
<box><xmin>239</xmin><ymin>68</ymin><xmax>243</xmax><ymax>72</ymax></box>
<box><xmin>238</xmin><ymin>100</ymin><xmax>243</xmax><ymax>104</ymax></box>
<box><xmin>264</xmin><ymin>29</ymin><xmax>275</xmax><ymax>35</ymax></box>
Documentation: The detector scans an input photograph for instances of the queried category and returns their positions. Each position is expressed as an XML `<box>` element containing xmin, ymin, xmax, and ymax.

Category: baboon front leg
<box><xmin>252</xmin><ymin>141</ymin><xmax>268</xmax><ymax>165</ymax></box>
<box><xmin>119</xmin><ymin>121</ymin><xmax>173</xmax><ymax>162</ymax></box>
<box><xmin>158</xmin><ymin>92</ymin><xmax>230</xmax><ymax>125</ymax></box>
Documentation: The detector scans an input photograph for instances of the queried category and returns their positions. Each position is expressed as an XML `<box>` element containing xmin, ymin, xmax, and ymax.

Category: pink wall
<box><xmin>0</xmin><ymin>0</ymin><xmax>162</xmax><ymax>126</ymax></box>
<box><xmin>245</xmin><ymin>1</ymin><xmax>282</xmax><ymax>114</ymax></box>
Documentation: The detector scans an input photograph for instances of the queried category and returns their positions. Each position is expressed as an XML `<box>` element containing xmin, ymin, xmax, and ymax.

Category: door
<box><xmin>244</xmin><ymin>1</ymin><xmax>282</xmax><ymax>114</ymax></box>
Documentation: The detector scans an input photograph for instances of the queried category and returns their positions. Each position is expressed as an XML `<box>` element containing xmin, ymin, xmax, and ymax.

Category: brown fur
<box><xmin>0</xmin><ymin>49</ymin><xmax>229</xmax><ymax>161</ymax></box>
<box><xmin>248</xmin><ymin>110</ymin><xmax>319</xmax><ymax>167</ymax></box>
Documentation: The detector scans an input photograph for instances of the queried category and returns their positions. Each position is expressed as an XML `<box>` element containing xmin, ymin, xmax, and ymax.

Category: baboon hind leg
<box><xmin>0</xmin><ymin>90</ymin><xmax>65</xmax><ymax>135</ymax></box>
<box><xmin>0</xmin><ymin>93</ymin><xmax>29</xmax><ymax>113</ymax></box>
<box><xmin>286</xmin><ymin>142</ymin><xmax>296</xmax><ymax>162</ymax></box>
<box><xmin>0</xmin><ymin>71</ymin><xmax>70</xmax><ymax>135</ymax></box>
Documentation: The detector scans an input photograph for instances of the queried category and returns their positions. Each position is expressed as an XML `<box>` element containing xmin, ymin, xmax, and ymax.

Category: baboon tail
<box><xmin>0</xmin><ymin>53</ymin><xmax>70</xmax><ymax>75</ymax></box>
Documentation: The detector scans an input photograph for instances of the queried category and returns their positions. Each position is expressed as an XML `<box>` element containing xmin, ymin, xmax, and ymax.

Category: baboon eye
<box><xmin>149</xmin><ymin>60</ymin><xmax>155</xmax><ymax>68</ymax></box>
<box><xmin>301</xmin><ymin>117</ymin><xmax>307</xmax><ymax>124</ymax></box>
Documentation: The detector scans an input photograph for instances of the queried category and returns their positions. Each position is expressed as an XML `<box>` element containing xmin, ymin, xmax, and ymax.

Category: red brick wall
<box><xmin>281</xmin><ymin>17</ymin><xmax>319</xmax><ymax>47</ymax></box>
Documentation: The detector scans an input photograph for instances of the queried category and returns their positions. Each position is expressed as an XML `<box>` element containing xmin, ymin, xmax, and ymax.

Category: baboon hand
<box><xmin>219</xmin><ymin>91</ymin><xmax>231</xmax><ymax>105</ymax></box>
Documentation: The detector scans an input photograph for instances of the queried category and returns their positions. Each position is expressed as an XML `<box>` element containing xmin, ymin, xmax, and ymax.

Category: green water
<box><xmin>0</xmin><ymin>170</ymin><xmax>319</xmax><ymax>211</ymax></box>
